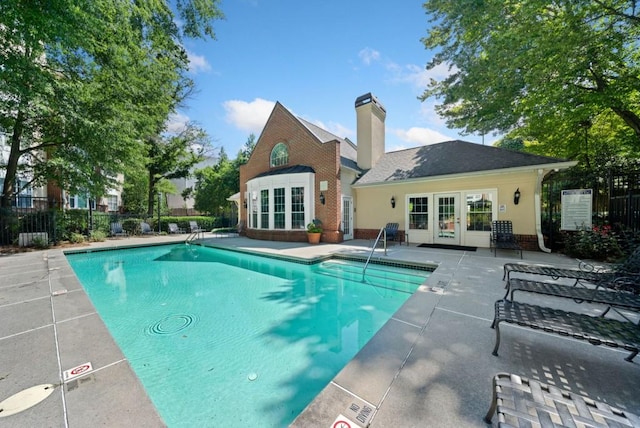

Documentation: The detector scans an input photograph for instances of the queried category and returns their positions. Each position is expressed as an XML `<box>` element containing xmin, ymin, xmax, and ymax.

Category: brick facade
<box><xmin>239</xmin><ymin>103</ymin><xmax>344</xmax><ymax>243</ymax></box>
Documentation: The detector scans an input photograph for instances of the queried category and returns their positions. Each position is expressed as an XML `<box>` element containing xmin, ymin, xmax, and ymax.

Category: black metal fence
<box><xmin>0</xmin><ymin>197</ymin><xmax>59</xmax><ymax>246</ymax></box>
<box><xmin>1</xmin><ymin>197</ymin><xmax>233</xmax><ymax>246</ymax></box>
<box><xmin>542</xmin><ymin>169</ymin><xmax>640</xmax><ymax>249</ymax></box>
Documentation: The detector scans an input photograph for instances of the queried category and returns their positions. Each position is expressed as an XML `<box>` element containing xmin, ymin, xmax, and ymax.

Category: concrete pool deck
<box><xmin>0</xmin><ymin>235</ymin><xmax>638</xmax><ymax>427</ymax></box>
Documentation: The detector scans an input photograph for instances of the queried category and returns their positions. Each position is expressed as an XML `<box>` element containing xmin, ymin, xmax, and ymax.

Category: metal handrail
<box><xmin>185</xmin><ymin>230</ymin><xmax>202</xmax><ymax>244</ymax></box>
<box><xmin>362</xmin><ymin>227</ymin><xmax>387</xmax><ymax>281</ymax></box>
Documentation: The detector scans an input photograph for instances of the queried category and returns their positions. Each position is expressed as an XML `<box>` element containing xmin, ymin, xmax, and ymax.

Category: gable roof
<box><xmin>251</xmin><ymin>102</ymin><xmax>362</xmax><ymax>173</ymax></box>
<box><xmin>296</xmin><ymin>116</ymin><xmax>361</xmax><ymax>173</ymax></box>
<box><xmin>354</xmin><ymin>140</ymin><xmax>575</xmax><ymax>186</ymax></box>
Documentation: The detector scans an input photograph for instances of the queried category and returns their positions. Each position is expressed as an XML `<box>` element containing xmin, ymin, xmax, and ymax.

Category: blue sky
<box><xmin>171</xmin><ymin>0</ymin><xmax>495</xmax><ymax>157</ymax></box>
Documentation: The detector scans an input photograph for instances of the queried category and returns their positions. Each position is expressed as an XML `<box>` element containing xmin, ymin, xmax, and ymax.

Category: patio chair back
<box><xmin>618</xmin><ymin>245</ymin><xmax>640</xmax><ymax>275</ymax></box>
<box><xmin>110</xmin><ymin>222</ymin><xmax>127</xmax><ymax>237</ymax></box>
<box><xmin>168</xmin><ymin>223</ymin><xmax>183</xmax><ymax>234</ymax></box>
<box><xmin>140</xmin><ymin>222</ymin><xmax>154</xmax><ymax>235</ymax></box>
<box><xmin>190</xmin><ymin>221</ymin><xmax>203</xmax><ymax>233</ymax></box>
<box><xmin>492</xmin><ymin>220</ymin><xmax>516</xmax><ymax>242</ymax></box>
<box><xmin>384</xmin><ymin>222</ymin><xmax>399</xmax><ymax>241</ymax></box>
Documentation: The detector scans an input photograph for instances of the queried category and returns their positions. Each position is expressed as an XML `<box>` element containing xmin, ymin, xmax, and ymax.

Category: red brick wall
<box><xmin>516</xmin><ymin>234</ymin><xmax>539</xmax><ymax>251</ymax></box>
<box><xmin>355</xmin><ymin>228</ymin><xmax>405</xmax><ymax>243</ymax></box>
<box><xmin>239</xmin><ymin>103</ymin><xmax>343</xmax><ymax>243</ymax></box>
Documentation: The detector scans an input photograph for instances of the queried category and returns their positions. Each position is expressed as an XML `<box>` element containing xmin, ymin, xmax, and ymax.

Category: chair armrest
<box><xmin>605</xmin><ymin>274</ymin><xmax>640</xmax><ymax>294</ymax></box>
<box><xmin>577</xmin><ymin>259</ymin><xmax>597</xmax><ymax>273</ymax></box>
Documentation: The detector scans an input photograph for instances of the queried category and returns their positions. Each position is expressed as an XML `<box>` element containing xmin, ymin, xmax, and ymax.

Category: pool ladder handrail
<box><xmin>185</xmin><ymin>230</ymin><xmax>203</xmax><ymax>244</ymax></box>
<box><xmin>362</xmin><ymin>227</ymin><xmax>387</xmax><ymax>281</ymax></box>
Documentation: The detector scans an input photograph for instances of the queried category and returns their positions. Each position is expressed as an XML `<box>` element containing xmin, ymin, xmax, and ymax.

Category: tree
<box><xmin>194</xmin><ymin>134</ymin><xmax>256</xmax><ymax>216</ymax></box>
<box><xmin>145</xmin><ymin>123</ymin><xmax>210</xmax><ymax>215</ymax></box>
<box><xmin>494</xmin><ymin>137</ymin><xmax>526</xmax><ymax>152</ymax></box>
<box><xmin>194</xmin><ymin>148</ymin><xmax>234</xmax><ymax>216</ymax></box>
<box><xmin>236</xmin><ymin>133</ymin><xmax>257</xmax><ymax>165</ymax></box>
<box><xmin>0</xmin><ymin>1</ymin><xmax>223</xmax><ymax>208</ymax></box>
<box><xmin>421</xmin><ymin>0</ymin><xmax>640</xmax><ymax>154</ymax></box>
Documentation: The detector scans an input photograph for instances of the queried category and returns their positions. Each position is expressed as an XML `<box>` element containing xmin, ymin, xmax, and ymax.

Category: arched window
<box><xmin>270</xmin><ymin>142</ymin><xmax>289</xmax><ymax>167</ymax></box>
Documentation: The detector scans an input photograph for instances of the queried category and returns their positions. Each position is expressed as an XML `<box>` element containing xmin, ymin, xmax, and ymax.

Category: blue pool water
<box><xmin>66</xmin><ymin>244</ymin><xmax>428</xmax><ymax>427</ymax></box>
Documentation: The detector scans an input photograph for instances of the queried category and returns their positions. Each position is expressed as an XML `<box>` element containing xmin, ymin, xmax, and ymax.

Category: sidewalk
<box><xmin>0</xmin><ymin>235</ymin><xmax>638</xmax><ymax>427</ymax></box>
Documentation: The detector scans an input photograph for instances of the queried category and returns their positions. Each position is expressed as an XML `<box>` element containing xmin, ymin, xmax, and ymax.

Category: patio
<box><xmin>0</xmin><ymin>235</ymin><xmax>638</xmax><ymax>427</ymax></box>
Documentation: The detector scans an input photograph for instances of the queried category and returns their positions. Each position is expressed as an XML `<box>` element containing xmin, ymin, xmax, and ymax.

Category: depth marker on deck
<box><xmin>63</xmin><ymin>362</ymin><xmax>93</xmax><ymax>381</ymax></box>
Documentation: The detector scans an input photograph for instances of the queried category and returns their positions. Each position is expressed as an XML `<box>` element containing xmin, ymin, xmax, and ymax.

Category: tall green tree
<box><xmin>145</xmin><ymin>123</ymin><xmax>210</xmax><ymax>215</ymax></box>
<box><xmin>0</xmin><ymin>0</ymin><xmax>223</xmax><ymax>208</ymax></box>
<box><xmin>421</xmin><ymin>0</ymin><xmax>640</xmax><ymax>155</ymax></box>
<box><xmin>194</xmin><ymin>147</ymin><xmax>233</xmax><ymax>216</ymax></box>
<box><xmin>236</xmin><ymin>133</ymin><xmax>257</xmax><ymax>165</ymax></box>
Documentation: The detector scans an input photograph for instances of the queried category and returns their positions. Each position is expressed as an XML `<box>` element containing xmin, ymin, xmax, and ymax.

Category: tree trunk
<box><xmin>1</xmin><ymin>110</ymin><xmax>26</xmax><ymax>208</ymax></box>
<box><xmin>612</xmin><ymin>107</ymin><xmax>640</xmax><ymax>143</ymax></box>
<box><xmin>147</xmin><ymin>170</ymin><xmax>156</xmax><ymax>217</ymax></box>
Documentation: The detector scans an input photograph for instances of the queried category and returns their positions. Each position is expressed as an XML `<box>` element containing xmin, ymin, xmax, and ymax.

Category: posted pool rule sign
<box><xmin>330</xmin><ymin>401</ymin><xmax>374</xmax><ymax>428</ymax></box>
<box><xmin>63</xmin><ymin>362</ymin><xmax>93</xmax><ymax>381</ymax></box>
<box><xmin>561</xmin><ymin>189</ymin><xmax>592</xmax><ymax>231</ymax></box>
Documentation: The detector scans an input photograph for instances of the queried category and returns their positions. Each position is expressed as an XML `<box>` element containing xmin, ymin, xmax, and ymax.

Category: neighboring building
<box><xmin>62</xmin><ymin>173</ymin><xmax>124</xmax><ymax>213</ymax></box>
<box><xmin>239</xmin><ymin>93</ymin><xmax>577</xmax><ymax>249</ymax></box>
<box><xmin>166</xmin><ymin>156</ymin><xmax>217</xmax><ymax>216</ymax></box>
<box><xmin>1</xmin><ymin>131</ymin><xmax>124</xmax><ymax>212</ymax></box>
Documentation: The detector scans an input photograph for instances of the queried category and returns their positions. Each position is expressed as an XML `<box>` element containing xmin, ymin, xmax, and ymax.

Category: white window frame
<box><xmin>247</xmin><ymin>172</ymin><xmax>314</xmax><ymax>230</ymax></box>
<box><xmin>67</xmin><ymin>193</ymin><xmax>96</xmax><ymax>210</ymax></box>
<box><xmin>107</xmin><ymin>194</ymin><xmax>118</xmax><ymax>212</ymax></box>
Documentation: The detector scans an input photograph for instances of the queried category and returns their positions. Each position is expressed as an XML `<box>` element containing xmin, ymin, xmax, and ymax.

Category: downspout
<box><xmin>535</xmin><ymin>168</ymin><xmax>551</xmax><ymax>253</ymax></box>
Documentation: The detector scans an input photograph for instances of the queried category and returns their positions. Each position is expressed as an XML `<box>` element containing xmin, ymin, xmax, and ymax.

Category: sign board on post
<box><xmin>561</xmin><ymin>189</ymin><xmax>593</xmax><ymax>231</ymax></box>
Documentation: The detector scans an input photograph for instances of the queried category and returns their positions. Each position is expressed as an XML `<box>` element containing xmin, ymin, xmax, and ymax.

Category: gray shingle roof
<box><xmin>355</xmin><ymin>140</ymin><xmax>571</xmax><ymax>185</ymax></box>
<box><xmin>297</xmin><ymin>117</ymin><xmax>360</xmax><ymax>171</ymax></box>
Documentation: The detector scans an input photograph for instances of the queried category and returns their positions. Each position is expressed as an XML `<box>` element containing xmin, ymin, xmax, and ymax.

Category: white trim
<box><xmin>535</xmin><ymin>169</ymin><xmax>551</xmax><ymax>253</ymax></box>
<box><xmin>246</xmin><ymin>172</ymin><xmax>315</xmax><ymax>230</ymax></box>
<box><xmin>404</xmin><ymin>188</ymin><xmax>497</xmax><ymax>247</ymax></box>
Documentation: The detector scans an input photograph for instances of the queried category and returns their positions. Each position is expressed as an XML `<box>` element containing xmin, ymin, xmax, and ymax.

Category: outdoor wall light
<box><xmin>390</xmin><ymin>196</ymin><xmax>396</xmax><ymax>208</ymax></box>
<box><xmin>514</xmin><ymin>188</ymin><xmax>521</xmax><ymax>205</ymax></box>
<box><xmin>243</xmin><ymin>198</ymin><xmax>247</xmax><ymax>208</ymax></box>
<box><xmin>319</xmin><ymin>192</ymin><xmax>325</xmax><ymax>205</ymax></box>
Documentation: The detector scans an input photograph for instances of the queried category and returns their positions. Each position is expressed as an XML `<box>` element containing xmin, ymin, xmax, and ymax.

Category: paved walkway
<box><xmin>0</xmin><ymin>235</ymin><xmax>638</xmax><ymax>427</ymax></box>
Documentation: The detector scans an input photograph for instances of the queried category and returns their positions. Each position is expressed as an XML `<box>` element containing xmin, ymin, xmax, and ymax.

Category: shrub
<box><xmin>31</xmin><ymin>235</ymin><xmax>50</xmax><ymax>249</ymax></box>
<box><xmin>90</xmin><ymin>230</ymin><xmax>106</xmax><ymax>242</ymax></box>
<box><xmin>561</xmin><ymin>225</ymin><xmax>623</xmax><ymax>261</ymax></box>
<box><xmin>69</xmin><ymin>232</ymin><xmax>86</xmax><ymax>244</ymax></box>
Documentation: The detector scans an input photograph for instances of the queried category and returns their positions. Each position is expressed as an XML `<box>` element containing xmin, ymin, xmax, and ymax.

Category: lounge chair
<box><xmin>505</xmin><ymin>276</ymin><xmax>640</xmax><ymax>314</ymax></box>
<box><xmin>503</xmin><ymin>245</ymin><xmax>640</xmax><ymax>282</ymax></box>
<box><xmin>384</xmin><ymin>222</ymin><xmax>399</xmax><ymax>242</ymax></box>
<box><xmin>189</xmin><ymin>221</ymin><xmax>204</xmax><ymax>233</ymax></box>
<box><xmin>491</xmin><ymin>299</ymin><xmax>640</xmax><ymax>362</ymax></box>
<box><xmin>485</xmin><ymin>373</ymin><xmax>640</xmax><ymax>426</ymax></box>
<box><xmin>109</xmin><ymin>222</ymin><xmax>128</xmax><ymax>237</ymax></box>
<box><xmin>168</xmin><ymin>223</ymin><xmax>185</xmax><ymax>234</ymax></box>
<box><xmin>490</xmin><ymin>220</ymin><xmax>522</xmax><ymax>259</ymax></box>
<box><xmin>140</xmin><ymin>222</ymin><xmax>156</xmax><ymax>235</ymax></box>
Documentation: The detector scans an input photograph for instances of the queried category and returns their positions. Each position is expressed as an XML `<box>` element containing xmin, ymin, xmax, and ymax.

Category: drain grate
<box><xmin>146</xmin><ymin>314</ymin><xmax>198</xmax><ymax>336</ymax></box>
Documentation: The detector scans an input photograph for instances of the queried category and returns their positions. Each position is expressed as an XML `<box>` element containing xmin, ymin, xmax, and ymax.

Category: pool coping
<box><xmin>2</xmin><ymin>235</ymin><xmax>638</xmax><ymax>427</ymax></box>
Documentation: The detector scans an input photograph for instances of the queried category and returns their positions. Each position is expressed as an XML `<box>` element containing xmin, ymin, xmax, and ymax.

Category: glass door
<box><xmin>341</xmin><ymin>196</ymin><xmax>353</xmax><ymax>240</ymax></box>
<box><xmin>434</xmin><ymin>193</ymin><xmax>460</xmax><ymax>245</ymax></box>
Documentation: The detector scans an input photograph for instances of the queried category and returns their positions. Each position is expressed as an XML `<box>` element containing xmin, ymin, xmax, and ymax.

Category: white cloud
<box><xmin>166</xmin><ymin>112</ymin><xmax>190</xmax><ymax>133</ymax></box>
<box><xmin>358</xmin><ymin>47</ymin><xmax>381</xmax><ymax>65</ymax></box>
<box><xmin>418</xmin><ymin>100</ymin><xmax>447</xmax><ymax>128</ymax></box>
<box><xmin>392</xmin><ymin>127</ymin><xmax>453</xmax><ymax>148</ymax></box>
<box><xmin>390</xmin><ymin>62</ymin><xmax>454</xmax><ymax>91</ymax></box>
<box><xmin>186</xmin><ymin>49</ymin><xmax>211</xmax><ymax>74</ymax></box>
<box><xmin>223</xmin><ymin>98</ymin><xmax>275</xmax><ymax>133</ymax></box>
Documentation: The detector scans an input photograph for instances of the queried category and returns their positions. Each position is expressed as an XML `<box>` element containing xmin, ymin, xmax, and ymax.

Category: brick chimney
<box><xmin>355</xmin><ymin>93</ymin><xmax>386</xmax><ymax>170</ymax></box>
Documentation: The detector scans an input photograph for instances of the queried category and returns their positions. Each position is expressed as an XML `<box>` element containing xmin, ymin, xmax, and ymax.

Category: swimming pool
<box><xmin>66</xmin><ymin>244</ymin><xmax>429</xmax><ymax>427</ymax></box>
